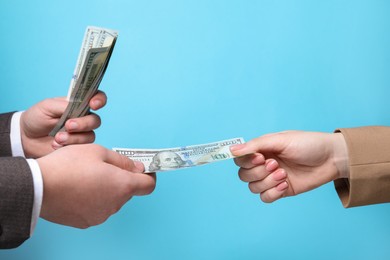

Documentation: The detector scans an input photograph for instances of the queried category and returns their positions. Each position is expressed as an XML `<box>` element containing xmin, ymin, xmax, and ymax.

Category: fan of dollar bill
<box><xmin>113</xmin><ymin>137</ymin><xmax>245</xmax><ymax>173</ymax></box>
<box><xmin>49</xmin><ymin>26</ymin><xmax>118</xmax><ymax>136</ymax></box>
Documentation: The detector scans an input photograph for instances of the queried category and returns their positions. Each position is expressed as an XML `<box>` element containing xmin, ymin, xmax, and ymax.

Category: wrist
<box><xmin>332</xmin><ymin>132</ymin><xmax>349</xmax><ymax>179</ymax></box>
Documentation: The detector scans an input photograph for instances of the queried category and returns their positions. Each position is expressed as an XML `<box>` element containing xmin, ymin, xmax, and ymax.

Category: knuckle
<box><xmin>248</xmin><ymin>182</ymin><xmax>258</xmax><ymax>194</ymax></box>
<box><xmin>42</xmin><ymin>97</ymin><xmax>62</xmax><ymax>108</ymax></box>
<box><xmin>238</xmin><ymin>169</ymin><xmax>248</xmax><ymax>182</ymax></box>
<box><xmin>250</xmin><ymin>167</ymin><xmax>263</xmax><ymax>181</ymax></box>
<box><xmin>92</xmin><ymin>144</ymin><xmax>106</xmax><ymax>155</ymax></box>
<box><xmin>260</xmin><ymin>193</ymin><xmax>272</xmax><ymax>203</ymax></box>
<box><xmin>41</xmin><ymin>98</ymin><xmax>52</xmax><ymax>107</ymax></box>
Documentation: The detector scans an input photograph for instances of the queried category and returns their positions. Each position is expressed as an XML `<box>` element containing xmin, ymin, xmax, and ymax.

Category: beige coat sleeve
<box><xmin>334</xmin><ymin>126</ymin><xmax>390</xmax><ymax>207</ymax></box>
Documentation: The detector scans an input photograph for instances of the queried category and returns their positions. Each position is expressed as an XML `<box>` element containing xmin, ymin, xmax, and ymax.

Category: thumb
<box><xmin>105</xmin><ymin>149</ymin><xmax>145</xmax><ymax>173</ymax></box>
<box><xmin>42</xmin><ymin>97</ymin><xmax>69</xmax><ymax>118</ymax></box>
<box><xmin>230</xmin><ymin>133</ymin><xmax>286</xmax><ymax>156</ymax></box>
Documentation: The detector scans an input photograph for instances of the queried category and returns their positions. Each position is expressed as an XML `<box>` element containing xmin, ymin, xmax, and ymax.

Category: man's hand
<box><xmin>20</xmin><ymin>91</ymin><xmax>107</xmax><ymax>158</ymax></box>
<box><xmin>37</xmin><ymin>144</ymin><xmax>156</xmax><ymax>228</ymax></box>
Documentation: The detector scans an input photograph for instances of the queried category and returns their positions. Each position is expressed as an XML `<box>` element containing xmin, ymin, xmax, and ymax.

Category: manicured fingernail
<box><xmin>68</xmin><ymin>121</ymin><xmax>78</xmax><ymax>131</ymax></box>
<box><xmin>276</xmin><ymin>181</ymin><xmax>288</xmax><ymax>191</ymax></box>
<box><xmin>230</xmin><ymin>144</ymin><xmax>246</xmax><ymax>152</ymax></box>
<box><xmin>273</xmin><ymin>169</ymin><xmax>287</xmax><ymax>181</ymax></box>
<box><xmin>56</xmin><ymin>133</ymin><xmax>68</xmax><ymax>143</ymax></box>
<box><xmin>265</xmin><ymin>160</ymin><xmax>278</xmax><ymax>172</ymax></box>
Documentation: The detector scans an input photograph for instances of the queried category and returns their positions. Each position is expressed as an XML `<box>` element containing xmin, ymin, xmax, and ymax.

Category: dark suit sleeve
<box><xmin>0</xmin><ymin>157</ymin><xmax>34</xmax><ymax>249</ymax></box>
<box><xmin>0</xmin><ymin>112</ymin><xmax>34</xmax><ymax>249</ymax></box>
<box><xmin>0</xmin><ymin>112</ymin><xmax>14</xmax><ymax>157</ymax></box>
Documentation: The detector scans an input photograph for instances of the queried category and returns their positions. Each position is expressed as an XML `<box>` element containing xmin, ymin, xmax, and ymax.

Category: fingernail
<box><xmin>251</xmin><ymin>154</ymin><xmax>264</xmax><ymax>165</ymax></box>
<box><xmin>67</xmin><ymin>121</ymin><xmax>78</xmax><ymax>131</ymax></box>
<box><xmin>52</xmin><ymin>141</ymin><xmax>63</xmax><ymax>149</ymax></box>
<box><xmin>230</xmin><ymin>144</ymin><xmax>246</xmax><ymax>152</ymax></box>
<box><xmin>273</xmin><ymin>169</ymin><xmax>287</xmax><ymax>181</ymax></box>
<box><xmin>134</xmin><ymin>161</ymin><xmax>145</xmax><ymax>171</ymax></box>
<box><xmin>276</xmin><ymin>181</ymin><xmax>288</xmax><ymax>191</ymax></box>
<box><xmin>265</xmin><ymin>160</ymin><xmax>278</xmax><ymax>172</ymax></box>
<box><xmin>56</xmin><ymin>133</ymin><xmax>68</xmax><ymax>143</ymax></box>
<box><xmin>92</xmin><ymin>99</ymin><xmax>102</xmax><ymax>109</ymax></box>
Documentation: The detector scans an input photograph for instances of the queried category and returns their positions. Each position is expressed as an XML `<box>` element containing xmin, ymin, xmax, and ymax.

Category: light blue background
<box><xmin>1</xmin><ymin>0</ymin><xmax>389</xmax><ymax>259</ymax></box>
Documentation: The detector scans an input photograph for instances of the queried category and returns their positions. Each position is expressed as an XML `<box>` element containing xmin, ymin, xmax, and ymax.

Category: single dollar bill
<box><xmin>113</xmin><ymin>137</ymin><xmax>245</xmax><ymax>173</ymax></box>
<box><xmin>49</xmin><ymin>26</ymin><xmax>118</xmax><ymax>136</ymax></box>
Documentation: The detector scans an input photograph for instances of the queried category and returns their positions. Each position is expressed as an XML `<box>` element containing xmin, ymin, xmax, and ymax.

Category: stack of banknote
<box><xmin>113</xmin><ymin>137</ymin><xmax>245</xmax><ymax>173</ymax></box>
<box><xmin>50</xmin><ymin>26</ymin><xmax>118</xmax><ymax>136</ymax></box>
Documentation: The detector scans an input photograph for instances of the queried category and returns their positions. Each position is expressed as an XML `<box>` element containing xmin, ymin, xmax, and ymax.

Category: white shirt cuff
<box><xmin>10</xmin><ymin>111</ymin><xmax>25</xmax><ymax>157</ymax></box>
<box><xmin>26</xmin><ymin>159</ymin><xmax>43</xmax><ymax>236</ymax></box>
<box><xmin>10</xmin><ymin>112</ymin><xmax>43</xmax><ymax>236</ymax></box>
